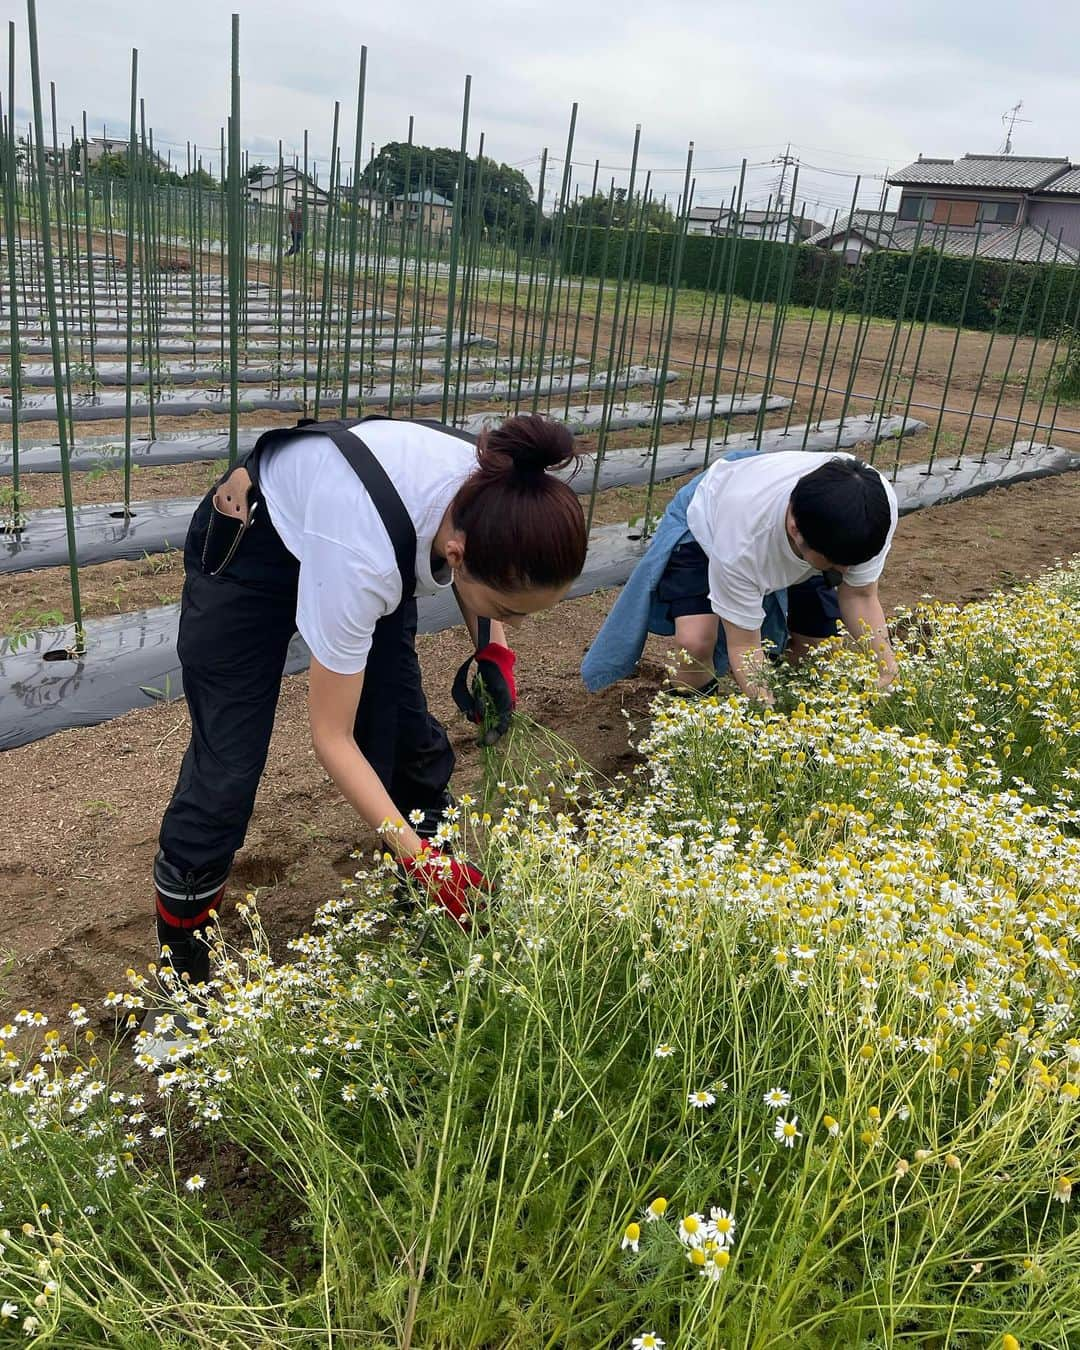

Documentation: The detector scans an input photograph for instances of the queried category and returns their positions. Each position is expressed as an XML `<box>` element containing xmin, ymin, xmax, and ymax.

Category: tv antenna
<box><xmin>1000</xmin><ymin>101</ymin><xmax>1029</xmax><ymax>155</ymax></box>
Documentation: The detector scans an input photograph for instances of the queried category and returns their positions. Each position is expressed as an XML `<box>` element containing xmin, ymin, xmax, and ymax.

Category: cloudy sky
<box><xmin>9</xmin><ymin>0</ymin><xmax>1080</xmax><ymax>225</ymax></box>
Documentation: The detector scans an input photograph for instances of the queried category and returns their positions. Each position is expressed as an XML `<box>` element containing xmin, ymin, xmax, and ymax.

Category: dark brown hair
<box><xmin>451</xmin><ymin>414</ymin><xmax>588</xmax><ymax>591</ymax></box>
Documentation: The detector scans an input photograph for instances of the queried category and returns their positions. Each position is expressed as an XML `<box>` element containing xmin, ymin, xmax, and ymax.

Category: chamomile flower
<box><xmin>688</xmin><ymin>1089</ymin><xmax>716</xmax><ymax>1109</ymax></box>
<box><xmin>774</xmin><ymin>1115</ymin><xmax>801</xmax><ymax>1147</ymax></box>
<box><xmin>654</xmin><ymin>1043</ymin><xmax>675</xmax><ymax>1059</ymax></box>
<box><xmin>708</xmin><ymin>1207</ymin><xmax>736</xmax><ymax>1246</ymax></box>
<box><xmin>620</xmin><ymin>1222</ymin><xmax>640</xmax><ymax>1253</ymax></box>
<box><xmin>642</xmin><ymin>1197</ymin><xmax>668</xmax><ymax>1223</ymax></box>
<box><xmin>678</xmin><ymin>1213</ymin><xmax>705</xmax><ymax>1246</ymax></box>
<box><xmin>763</xmin><ymin>1086</ymin><xmax>791</xmax><ymax>1109</ymax></box>
<box><xmin>184</xmin><ymin>1174</ymin><xmax>206</xmax><ymax>1193</ymax></box>
<box><xmin>631</xmin><ymin>1335</ymin><xmax>665</xmax><ymax>1350</ymax></box>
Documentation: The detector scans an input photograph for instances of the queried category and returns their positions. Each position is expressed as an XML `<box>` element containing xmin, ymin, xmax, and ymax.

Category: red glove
<box><xmin>474</xmin><ymin>643</ymin><xmax>517</xmax><ymax>712</ymax></box>
<box><xmin>401</xmin><ymin>847</ymin><xmax>490</xmax><ymax>928</ymax></box>
<box><xmin>452</xmin><ymin>642</ymin><xmax>517</xmax><ymax>743</ymax></box>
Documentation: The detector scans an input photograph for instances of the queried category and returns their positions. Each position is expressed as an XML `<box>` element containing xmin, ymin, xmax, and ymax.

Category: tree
<box><xmin>560</xmin><ymin>188</ymin><xmax>677</xmax><ymax>233</ymax></box>
<box><xmin>246</xmin><ymin>162</ymin><xmax>272</xmax><ymax>183</ymax></box>
<box><xmin>89</xmin><ymin>149</ymin><xmax>185</xmax><ymax>187</ymax></box>
<box><xmin>184</xmin><ymin>166</ymin><xmax>217</xmax><ymax>189</ymax></box>
<box><xmin>360</xmin><ymin>141</ymin><xmax>535</xmax><ymax>239</ymax></box>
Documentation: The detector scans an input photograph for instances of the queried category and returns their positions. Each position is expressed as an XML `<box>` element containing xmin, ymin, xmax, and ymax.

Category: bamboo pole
<box><xmin>313</xmin><ymin>99</ymin><xmax>340</xmax><ymax>419</ymax></box>
<box><xmin>340</xmin><ymin>49</ymin><xmax>367</xmax><ymax>418</ymax></box>
<box><xmin>24</xmin><ymin>0</ymin><xmax>83</xmax><ymax>644</ymax></box>
<box><xmin>121</xmin><ymin>47</ymin><xmax>138</xmax><ymax>511</ymax></box>
<box><xmin>226</xmin><ymin>13</ymin><xmax>241</xmax><ymax>463</ymax></box>
<box><xmin>440</xmin><ymin>74</ymin><xmax>471</xmax><ymax>424</ymax></box>
<box><xmin>642</xmin><ymin>141</ymin><xmax>694</xmax><ymax>533</ymax></box>
<box><xmin>2</xmin><ymin>23</ymin><xmax>23</xmax><ymax>526</ymax></box>
<box><xmin>585</xmin><ymin>125</ymin><xmax>640</xmax><ymax>530</ymax></box>
<box><xmin>530</xmin><ymin>104</ymin><xmax>577</xmax><ymax>414</ymax></box>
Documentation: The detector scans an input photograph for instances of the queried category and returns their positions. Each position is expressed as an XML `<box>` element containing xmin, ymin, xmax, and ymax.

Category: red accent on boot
<box><xmin>155</xmin><ymin>885</ymin><xmax>226</xmax><ymax>931</ymax></box>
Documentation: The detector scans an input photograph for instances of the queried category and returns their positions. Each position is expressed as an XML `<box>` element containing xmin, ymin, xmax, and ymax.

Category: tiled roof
<box><xmin>247</xmin><ymin>168</ymin><xmax>324</xmax><ymax>193</ymax></box>
<box><xmin>890</xmin><ymin>155</ymin><xmax>1069</xmax><ymax>191</ymax></box>
<box><xmin>930</xmin><ymin>223</ymin><xmax>1078</xmax><ymax>263</ymax></box>
<box><xmin>394</xmin><ymin>190</ymin><xmax>452</xmax><ymax>206</ymax></box>
<box><xmin>1039</xmin><ymin>167</ymin><xmax>1080</xmax><ymax>195</ymax></box>
<box><xmin>805</xmin><ymin>215</ymin><xmax>1078</xmax><ymax>264</ymax></box>
<box><xmin>804</xmin><ymin>211</ymin><xmax>900</xmax><ymax>248</ymax></box>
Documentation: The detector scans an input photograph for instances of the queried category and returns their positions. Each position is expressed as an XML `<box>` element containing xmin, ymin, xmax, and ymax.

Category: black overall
<box><xmin>157</xmin><ymin>417</ymin><xmax>474</xmax><ymax>892</ymax></box>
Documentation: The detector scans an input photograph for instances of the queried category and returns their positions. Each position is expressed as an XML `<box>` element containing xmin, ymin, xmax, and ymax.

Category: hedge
<box><xmin>561</xmin><ymin>226</ymin><xmax>1080</xmax><ymax>337</ymax></box>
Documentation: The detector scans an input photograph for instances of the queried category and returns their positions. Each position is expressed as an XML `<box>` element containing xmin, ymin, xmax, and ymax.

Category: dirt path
<box><xmin>2</xmin><ymin>471</ymin><xmax>1079</xmax><ymax>1028</ymax></box>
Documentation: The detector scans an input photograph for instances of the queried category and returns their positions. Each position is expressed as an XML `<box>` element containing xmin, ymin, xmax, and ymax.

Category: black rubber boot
<box><xmin>154</xmin><ymin>913</ymin><xmax>211</xmax><ymax>988</ymax></box>
<box><xmin>152</xmin><ymin>849</ymin><xmax>230</xmax><ymax>986</ymax></box>
<box><xmin>136</xmin><ymin>852</ymin><xmax>229</xmax><ymax>1065</ymax></box>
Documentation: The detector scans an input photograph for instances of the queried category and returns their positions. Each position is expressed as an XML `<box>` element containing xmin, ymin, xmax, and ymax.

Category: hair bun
<box><xmin>481</xmin><ymin>414</ymin><xmax>577</xmax><ymax>480</ymax></box>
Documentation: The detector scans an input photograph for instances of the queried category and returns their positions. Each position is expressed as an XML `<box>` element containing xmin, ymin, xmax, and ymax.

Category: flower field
<box><xmin>1</xmin><ymin>561</ymin><xmax>1080</xmax><ymax>1348</ymax></box>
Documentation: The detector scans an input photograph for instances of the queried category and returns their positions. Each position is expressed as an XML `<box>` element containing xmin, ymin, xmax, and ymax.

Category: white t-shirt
<box><xmin>685</xmin><ymin>451</ymin><xmax>898</xmax><ymax>632</ymax></box>
<box><xmin>260</xmin><ymin>420</ymin><xmax>478</xmax><ymax>674</ymax></box>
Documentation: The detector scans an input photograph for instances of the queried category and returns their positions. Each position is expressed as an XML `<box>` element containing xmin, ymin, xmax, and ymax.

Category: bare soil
<box><xmin>2</xmin><ymin>472</ymin><xmax>1078</xmax><ymax>1028</ymax></box>
<box><xmin>6</xmin><ymin>237</ymin><xmax>1080</xmax><ymax>1037</ymax></box>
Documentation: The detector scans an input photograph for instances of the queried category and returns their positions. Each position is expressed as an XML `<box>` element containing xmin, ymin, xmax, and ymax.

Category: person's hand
<box><xmin>452</xmin><ymin>643</ymin><xmax>517</xmax><ymax>744</ymax></box>
<box><xmin>401</xmin><ymin>847</ymin><xmax>490</xmax><ymax>928</ymax></box>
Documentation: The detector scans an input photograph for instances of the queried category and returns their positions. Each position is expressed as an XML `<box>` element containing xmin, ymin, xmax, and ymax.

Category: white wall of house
<box><xmin>830</xmin><ymin>236</ymin><xmax>873</xmax><ymax>257</ymax></box>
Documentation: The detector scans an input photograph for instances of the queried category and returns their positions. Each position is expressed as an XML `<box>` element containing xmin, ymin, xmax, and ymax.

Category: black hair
<box><xmin>450</xmin><ymin>414</ymin><xmax>588</xmax><ymax>591</ymax></box>
<box><xmin>790</xmin><ymin>457</ymin><xmax>891</xmax><ymax>566</ymax></box>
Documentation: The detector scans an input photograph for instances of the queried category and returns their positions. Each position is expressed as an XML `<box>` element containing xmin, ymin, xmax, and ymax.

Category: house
<box><xmin>687</xmin><ymin>206</ymin><xmax>727</xmax><ymax>237</ymax></box>
<box><xmin>803</xmin><ymin>210</ymin><xmax>901</xmax><ymax>262</ymax></box>
<box><xmin>386</xmin><ymin>190</ymin><xmax>454</xmax><ymax>235</ymax></box>
<box><xmin>1027</xmin><ymin>167</ymin><xmax>1080</xmax><ymax>251</ymax></box>
<box><xmin>805</xmin><ymin>210</ymin><xmax>1078</xmax><ymax>265</ymax></box>
<box><xmin>804</xmin><ymin>155</ymin><xmax>1080</xmax><ymax>264</ymax></box>
<box><xmin>245</xmin><ymin>166</ymin><xmax>332</xmax><ymax>210</ymax></box>
<box><xmin>690</xmin><ymin>206</ymin><xmax>823</xmax><ymax>243</ymax></box>
<box><xmin>82</xmin><ymin>135</ymin><xmax>171</xmax><ymax>173</ymax></box>
<box><xmin>888</xmin><ymin>154</ymin><xmax>1080</xmax><ymax>251</ymax></box>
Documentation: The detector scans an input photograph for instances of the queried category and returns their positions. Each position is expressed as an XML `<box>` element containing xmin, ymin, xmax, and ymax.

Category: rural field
<box><xmin>2</xmin><ymin>3</ymin><xmax>1080</xmax><ymax>1346</ymax></box>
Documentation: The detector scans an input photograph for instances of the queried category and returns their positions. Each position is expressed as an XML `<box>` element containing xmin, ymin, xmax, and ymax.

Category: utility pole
<box><xmin>773</xmin><ymin>142</ymin><xmax>798</xmax><ymax>239</ymax></box>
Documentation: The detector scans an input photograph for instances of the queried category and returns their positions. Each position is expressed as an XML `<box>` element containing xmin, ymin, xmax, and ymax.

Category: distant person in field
<box><xmin>284</xmin><ymin>198</ymin><xmax>304</xmax><ymax>257</ymax></box>
<box><xmin>582</xmin><ymin>451</ymin><xmax>899</xmax><ymax>704</ymax></box>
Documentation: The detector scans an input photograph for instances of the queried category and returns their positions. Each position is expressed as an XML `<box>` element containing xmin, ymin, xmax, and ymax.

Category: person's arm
<box><xmin>307</xmin><ymin>656</ymin><xmax>425</xmax><ymax>860</ymax></box>
<box><xmin>836</xmin><ymin>579</ymin><xmax>898</xmax><ymax>686</ymax></box>
<box><xmin>720</xmin><ymin>617</ymin><xmax>775</xmax><ymax>706</ymax></box>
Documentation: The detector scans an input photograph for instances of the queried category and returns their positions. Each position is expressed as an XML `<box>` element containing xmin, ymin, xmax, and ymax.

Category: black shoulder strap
<box><xmin>246</xmin><ymin>417</ymin><xmax>417</xmax><ymax>601</ymax></box>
